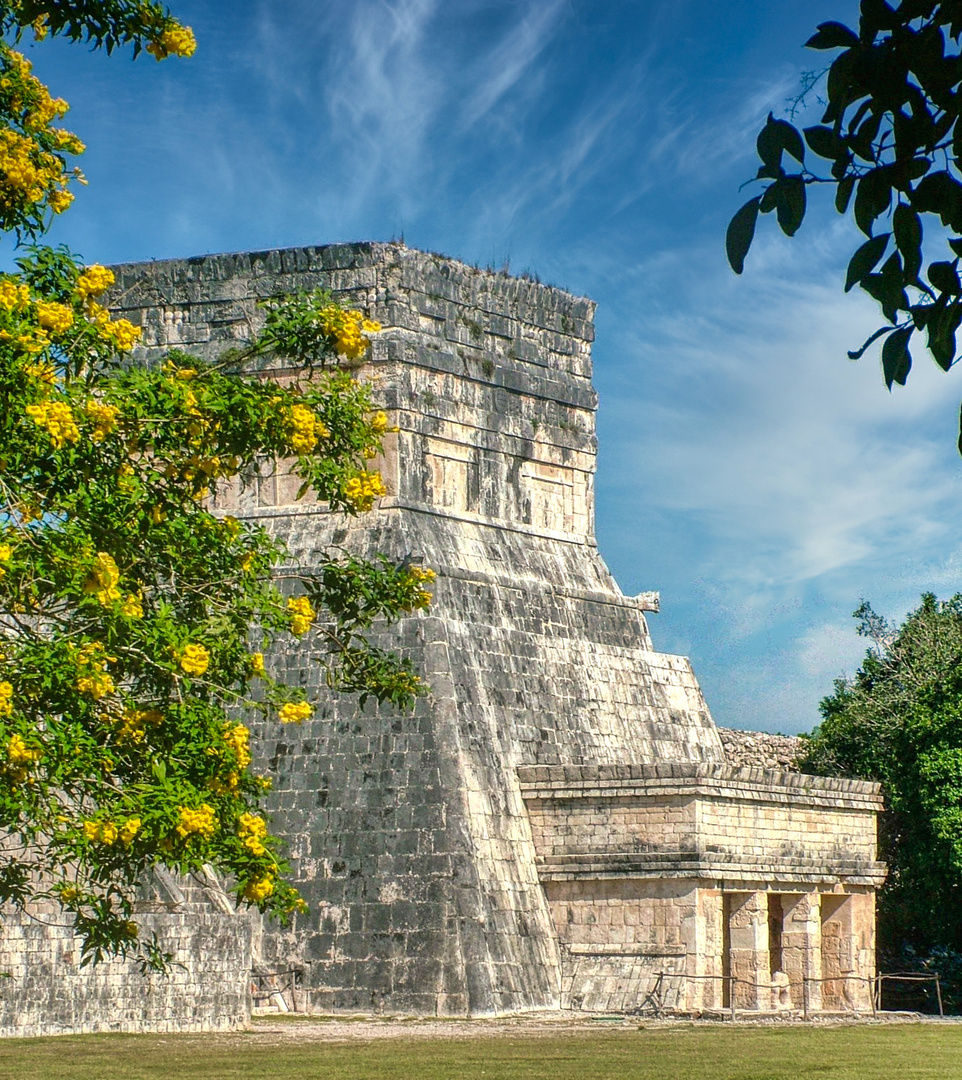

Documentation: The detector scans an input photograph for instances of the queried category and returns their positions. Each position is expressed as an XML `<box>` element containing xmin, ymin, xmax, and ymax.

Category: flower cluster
<box><xmin>119</xmin><ymin>592</ymin><xmax>143</xmax><ymax>619</ymax></box>
<box><xmin>176</xmin><ymin>803</ymin><xmax>217</xmax><ymax>840</ymax></box>
<box><xmin>317</xmin><ymin>305</ymin><xmax>380</xmax><ymax>360</ymax></box>
<box><xmin>243</xmin><ymin>873</ymin><xmax>275</xmax><ymax>903</ymax></box>
<box><xmin>287</xmin><ymin>595</ymin><xmax>315</xmax><ymax>636</ymax></box>
<box><xmin>84</xmin><ymin>399</ymin><xmax>120</xmax><ymax>442</ymax></box>
<box><xmin>0</xmin><ymin>681</ymin><xmax>11</xmax><ymax>717</ymax></box>
<box><xmin>0</xmin><ymin>542</ymin><xmax>11</xmax><ymax>579</ymax></box>
<box><xmin>343</xmin><ymin>470</ymin><xmax>387</xmax><ymax>511</ymax></box>
<box><xmin>278</xmin><ymin>701</ymin><xmax>312</xmax><ymax>724</ymax></box>
<box><xmin>408</xmin><ymin>566</ymin><xmax>436</xmax><ymax>608</ymax></box>
<box><xmin>35</xmin><ymin>300</ymin><xmax>73</xmax><ymax>334</ymax></box>
<box><xmin>237</xmin><ymin>812</ymin><xmax>268</xmax><ymax>856</ymax></box>
<box><xmin>224</xmin><ymin>723</ymin><xmax>251</xmax><ymax>769</ymax></box>
<box><xmin>4</xmin><ymin>733</ymin><xmax>40</xmax><ymax>785</ymax></box>
<box><xmin>287</xmin><ymin>403</ymin><xmax>328</xmax><ymax>455</ymax></box>
<box><xmin>83</xmin><ymin>552</ymin><xmax>121</xmax><ymax>606</ymax></box>
<box><xmin>83</xmin><ymin>818</ymin><xmax>141</xmax><ymax>846</ymax></box>
<box><xmin>0</xmin><ymin>46</ymin><xmax>80</xmax><ymax>229</ymax></box>
<box><xmin>74</xmin><ymin>642</ymin><xmax>116</xmax><ymax>700</ymax></box>
<box><xmin>146</xmin><ymin>25</ymin><xmax>197</xmax><ymax>60</ymax></box>
<box><xmin>25</xmin><ymin>399</ymin><xmax>79</xmax><ymax>448</ymax></box>
<box><xmin>0</xmin><ymin>279</ymin><xmax>29</xmax><ymax>311</ymax></box>
<box><xmin>113</xmin><ymin>707</ymin><xmax>162</xmax><ymax>746</ymax></box>
<box><xmin>75</xmin><ymin>264</ymin><xmax>114</xmax><ymax>301</ymax></box>
<box><xmin>179</xmin><ymin>643</ymin><xmax>210</xmax><ymax>676</ymax></box>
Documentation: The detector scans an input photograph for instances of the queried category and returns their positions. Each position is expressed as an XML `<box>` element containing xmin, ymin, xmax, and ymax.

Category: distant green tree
<box><xmin>803</xmin><ymin>593</ymin><xmax>962</xmax><ymax>956</ymax></box>
<box><xmin>728</xmin><ymin>1</ymin><xmax>962</xmax><ymax>454</ymax></box>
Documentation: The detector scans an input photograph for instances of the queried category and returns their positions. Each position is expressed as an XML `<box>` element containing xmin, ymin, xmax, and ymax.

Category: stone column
<box><xmin>780</xmin><ymin>892</ymin><xmax>821</xmax><ymax>1013</ymax></box>
<box><xmin>727</xmin><ymin>892</ymin><xmax>770</xmax><ymax>1010</ymax></box>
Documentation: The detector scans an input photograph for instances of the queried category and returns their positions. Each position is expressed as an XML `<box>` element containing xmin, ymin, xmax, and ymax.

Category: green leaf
<box><xmin>726</xmin><ymin>197</ymin><xmax>761</xmax><ymax>274</ymax></box>
<box><xmin>881</xmin><ymin>326</ymin><xmax>913</xmax><ymax>389</ymax></box>
<box><xmin>775</xmin><ymin>176</ymin><xmax>807</xmax><ymax>236</ymax></box>
<box><xmin>805</xmin><ymin>21</ymin><xmax>860</xmax><ymax>49</ymax></box>
<box><xmin>845</xmin><ymin>233</ymin><xmax>890</xmax><ymax>292</ymax></box>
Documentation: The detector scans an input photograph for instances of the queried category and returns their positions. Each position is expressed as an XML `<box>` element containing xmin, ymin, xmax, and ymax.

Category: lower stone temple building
<box><xmin>0</xmin><ymin>243</ymin><xmax>885</xmax><ymax>1032</ymax></box>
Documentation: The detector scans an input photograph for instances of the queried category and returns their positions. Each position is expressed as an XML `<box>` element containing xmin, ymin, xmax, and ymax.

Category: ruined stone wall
<box><xmin>0</xmin><ymin>905</ymin><xmax>251</xmax><ymax>1037</ymax></box>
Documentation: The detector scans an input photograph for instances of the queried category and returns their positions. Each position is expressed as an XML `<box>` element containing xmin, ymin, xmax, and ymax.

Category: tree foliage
<box><xmin>728</xmin><ymin>1</ymin><xmax>962</xmax><ymax>453</ymax></box>
<box><xmin>0</xmin><ymin>2</ymin><xmax>434</xmax><ymax>968</ymax></box>
<box><xmin>802</xmin><ymin>594</ymin><xmax>962</xmax><ymax>954</ymax></box>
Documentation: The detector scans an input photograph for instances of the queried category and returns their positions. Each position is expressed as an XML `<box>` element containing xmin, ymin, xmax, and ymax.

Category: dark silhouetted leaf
<box><xmin>846</xmin><ymin>233</ymin><xmax>890</xmax><ymax>292</ymax></box>
<box><xmin>726</xmin><ymin>196</ymin><xmax>761</xmax><ymax>274</ymax></box>
<box><xmin>928</xmin><ymin>259</ymin><xmax>961</xmax><ymax>295</ymax></box>
<box><xmin>757</xmin><ymin>114</ymin><xmax>806</xmax><ymax>168</ymax></box>
<box><xmin>836</xmin><ymin>175</ymin><xmax>857</xmax><ymax>213</ymax></box>
<box><xmin>881</xmin><ymin>326</ymin><xmax>913</xmax><ymax>389</ymax></box>
<box><xmin>805</xmin><ymin>21</ymin><xmax>860</xmax><ymax>49</ymax></box>
<box><xmin>927</xmin><ymin>300</ymin><xmax>962</xmax><ymax>370</ymax></box>
<box><xmin>804</xmin><ymin>125</ymin><xmax>844</xmax><ymax>160</ymax></box>
<box><xmin>893</xmin><ymin>204</ymin><xmax>923</xmax><ymax>283</ymax></box>
<box><xmin>776</xmin><ymin>177</ymin><xmax>807</xmax><ymax>236</ymax></box>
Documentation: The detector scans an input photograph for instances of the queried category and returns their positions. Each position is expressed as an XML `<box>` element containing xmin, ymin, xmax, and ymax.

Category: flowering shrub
<box><xmin>0</xmin><ymin>1</ymin><xmax>433</xmax><ymax>972</ymax></box>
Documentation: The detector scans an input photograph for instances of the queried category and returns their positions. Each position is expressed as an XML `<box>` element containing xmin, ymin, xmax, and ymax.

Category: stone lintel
<box><xmin>518</xmin><ymin>763</ymin><xmax>883</xmax><ymax>811</ymax></box>
<box><xmin>534</xmin><ymin>855</ymin><xmax>887</xmax><ymax>887</ymax></box>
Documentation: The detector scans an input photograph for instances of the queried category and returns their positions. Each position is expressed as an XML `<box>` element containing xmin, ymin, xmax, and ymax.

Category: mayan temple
<box><xmin>0</xmin><ymin>243</ymin><xmax>886</xmax><ymax>1033</ymax></box>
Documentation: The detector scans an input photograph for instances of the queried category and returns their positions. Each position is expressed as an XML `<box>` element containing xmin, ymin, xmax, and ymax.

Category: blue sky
<box><xmin>20</xmin><ymin>0</ymin><xmax>962</xmax><ymax>734</ymax></box>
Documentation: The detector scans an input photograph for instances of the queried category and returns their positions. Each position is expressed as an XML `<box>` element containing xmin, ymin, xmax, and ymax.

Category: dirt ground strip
<box><xmin>232</xmin><ymin>1012</ymin><xmax>962</xmax><ymax>1045</ymax></box>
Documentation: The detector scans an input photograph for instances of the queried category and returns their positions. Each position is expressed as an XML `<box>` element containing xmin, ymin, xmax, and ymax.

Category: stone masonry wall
<box><xmin>0</xmin><ymin>907</ymin><xmax>251</xmax><ymax>1037</ymax></box>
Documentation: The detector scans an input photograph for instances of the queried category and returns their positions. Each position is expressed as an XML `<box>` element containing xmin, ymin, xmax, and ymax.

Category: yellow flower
<box><xmin>0</xmin><ymin>543</ymin><xmax>11</xmax><ymax>581</ymax></box>
<box><xmin>250</xmin><ymin>652</ymin><xmax>266</xmax><ymax>677</ymax></box>
<box><xmin>179</xmin><ymin>643</ymin><xmax>210</xmax><ymax>676</ymax></box>
<box><xmin>25</xmin><ymin>400</ymin><xmax>80</xmax><ymax>448</ymax></box>
<box><xmin>224</xmin><ymin>723</ymin><xmax>251</xmax><ymax>769</ymax></box>
<box><xmin>287</xmin><ymin>403</ymin><xmax>328</xmax><ymax>455</ymax></box>
<box><xmin>84</xmin><ymin>399</ymin><xmax>120</xmax><ymax>442</ymax></box>
<box><xmin>0</xmin><ymin>682</ymin><xmax>10</xmax><ymax>717</ymax></box>
<box><xmin>0</xmin><ymin>280</ymin><xmax>30</xmax><ymax>311</ymax></box>
<box><xmin>243</xmin><ymin>874</ymin><xmax>275</xmax><ymax>903</ymax></box>
<box><xmin>99</xmin><ymin>822</ymin><xmax>118</xmax><ymax>845</ymax></box>
<box><xmin>75</xmin><ymin>265</ymin><xmax>114</xmax><ymax>301</ymax></box>
<box><xmin>83</xmin><ymin>551</ymin><xmax>121</xmax><ymax>606</ymax></box>
<box><xmin>370</xmin><ymin>411</ymin><xmax>389</xmax><ymax>433</ymax></box>
<box><xmin>119</xmin><ymin>818</ymin><xmax>141</xmax><ymax>845</ymax></box>
<box><xmin>7</xmin><ymin>733</ymin><xmax>40</xmax><ymax>766</ymax></box>
<box><xmin>279</xmin><ymin>701</ymin><xmax>312</xmax><ymax>724</ymax></box>
<box><xmin>176</xmin><ymin>803</ymin><xmax>217</xmax><ymax>840</ymax></box>
<box><xmin>25</xmin><ymin>360</ymin><xmax>56</xmax><ymax>383</ymax></box>
<box><xmin>74</xmin><ymin>642</ymin><xmax>117</xmax><ymax>700</ymax></box>
<box><xmin>287</xmin><ymin>595</ymin><xmax>315</xmax><ymax>636</ymax></box>
<box><xmin>238</xmin><ymin>812</ymin><xmax>268</xmax><ymax>856</ymax></box>
<box><xmin>35</xmin><ymin>301</ymin><xmax>73</xmax><ymax>334</ymax></box>
<box><xmin>343</xmin><ymin>470</ymin><xmax>387</xmax><ymax>511</ymax></box>
<box><xmin>146</xmin><ymin>25</ymin><xmax>197</xmax><ymax>60</ymax></box>
<box><xmin>98</xmin><ymin>317</ymin><xmax>142</xmax><ymax>353</ymax></box>
<box><xmin>119</xmin><ymin>593</ymin><xmax>143</xmax><ymax>619</ymax></box>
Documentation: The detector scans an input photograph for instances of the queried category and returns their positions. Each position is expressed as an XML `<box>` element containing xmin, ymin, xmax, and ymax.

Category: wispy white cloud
<box><xmin>459</xmin><ymin>0</ymin><xmax>566</xmax><ymax>130</ymax></box>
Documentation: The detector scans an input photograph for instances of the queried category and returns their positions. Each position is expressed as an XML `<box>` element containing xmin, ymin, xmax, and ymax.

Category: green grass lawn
<box><xmin>3</xmin><ymin>1023</ymin><xmax>962</xmax><ymax>1080</ymax></box>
